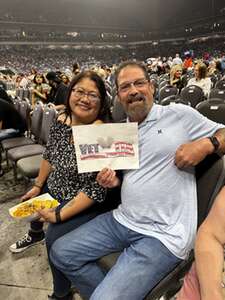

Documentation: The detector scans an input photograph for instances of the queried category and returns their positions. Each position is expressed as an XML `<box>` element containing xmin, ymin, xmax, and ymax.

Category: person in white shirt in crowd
<box><xmin>187</xmin><ymin>62</ymin><xmax>212</xmax><ymax>97</ymax></box>
<box><xmin>172</xmin><ymin>53</ymin><xmax>183</xmax><ymax>66</ymax></box>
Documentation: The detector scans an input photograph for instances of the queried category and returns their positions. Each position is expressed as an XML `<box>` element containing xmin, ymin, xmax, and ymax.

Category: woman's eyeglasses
<box><xmin>72</xmin><ymin>88</ymin><xmax>100</xmax><ymax>102</ymax></box>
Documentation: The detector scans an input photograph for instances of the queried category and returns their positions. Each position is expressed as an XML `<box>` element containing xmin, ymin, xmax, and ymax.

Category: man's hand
<box><xmin>21</xmin><ymin>186</ymin><xmax>41</xmax><ymax>202</ymax></box>
<box><xmin>96</xmin><ymin>168</ymin><xmax>120</xmax><ymax>188</ymax></box>
<box><xmin>38</xmin><ymin>208</ymin><xmax>56</xmax><ymax>223</ymax></box>
<box><xmin>175</xmin><ymin>138</ymin><xmax>213</xmax><ymax>169</ymax></box>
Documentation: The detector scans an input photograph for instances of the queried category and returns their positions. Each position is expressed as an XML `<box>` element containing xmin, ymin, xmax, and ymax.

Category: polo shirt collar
<box><xmin>144</xmin><ymin>104</ymin><xmax>159</xmax><ymax>123</ymax></box>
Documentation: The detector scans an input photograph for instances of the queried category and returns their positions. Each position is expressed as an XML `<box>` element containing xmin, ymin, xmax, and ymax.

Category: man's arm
<box><xmin>195</xmin><ymin>186</ymin><xmax>225</xmax><ymax>300</ymax></box>
<box><xmin>175</xmin><ymin>128</ymin><xmax>225</xmax><ymax>169</ymax></box>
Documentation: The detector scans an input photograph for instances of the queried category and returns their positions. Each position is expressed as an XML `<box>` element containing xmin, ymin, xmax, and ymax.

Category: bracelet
<box><xmin>34</xmin><ymin>183</ymin><xmax>42</xmax><ymax>189</ymax></box>
<box><xmin>55</xmin><ymin>209</ymin><xmax>62</xmax><ymax>223</ymax></box>
<box><xmin>34</xmin><ymin>179</ymin><xmax>43</xmax><ymax>189</ymax></box>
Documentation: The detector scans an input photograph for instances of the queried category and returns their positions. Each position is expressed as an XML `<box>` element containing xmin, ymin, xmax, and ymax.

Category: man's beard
<box><xmin>126</xmin><ymin>93</ymin><xmax>149</xmax><ymax>122</ymax></box>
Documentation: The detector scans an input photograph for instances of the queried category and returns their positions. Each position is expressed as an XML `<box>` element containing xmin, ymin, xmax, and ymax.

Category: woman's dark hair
<box><xmin>65</xmin><ymin>70</ymin><xmax>112</xmax><ymax>123</ymax></box>
<box><xmin>33</xmin><ymin>73</ymin><xmax>46</xmax><ymax>84</ymax></box>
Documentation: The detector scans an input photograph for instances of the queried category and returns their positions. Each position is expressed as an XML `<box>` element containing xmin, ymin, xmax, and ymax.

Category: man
<box><xmin>177</xmin><ymin>186</ymin><xmax>225</xmax><ymax>300</ymax></box>
<box><xmin>0</xmin><ymin>98</ymin><xmax>26</xmax><ymax>176</ymax></box>
<box><xmin>50</xmin><ymin>61</ymin><xmax>225</xmax><ymax>300</ymax></box>
<box><xmin>172</xmin><ymin>53</ymin><xmax>183</xmax><ymax>66</ymax></box>
<box><xmin>46</xmin><ymin>71</ymin><xmax>68</xmax><ymax>111</ymax></box>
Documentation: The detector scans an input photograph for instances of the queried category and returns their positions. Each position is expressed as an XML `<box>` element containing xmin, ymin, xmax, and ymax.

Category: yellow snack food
<box><xmin>12</xmin><ymin>199</ymin><xmax>59</xmax><ymax>218</ymax></box>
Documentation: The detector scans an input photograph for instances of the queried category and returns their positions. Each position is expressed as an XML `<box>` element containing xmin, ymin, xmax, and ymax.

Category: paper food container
<box><xmin>9</xmin><ymin>193</ymin><xmax>59</xmax><ymax>221</ymax></box>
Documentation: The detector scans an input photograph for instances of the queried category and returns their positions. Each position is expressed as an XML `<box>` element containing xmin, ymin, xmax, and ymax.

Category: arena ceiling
<box><xmin>0</xmin><ymin>0</ymin><xmax>225</xmax><ymax>33</ymax></box>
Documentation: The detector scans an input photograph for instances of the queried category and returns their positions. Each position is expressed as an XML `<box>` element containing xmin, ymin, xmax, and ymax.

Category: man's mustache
<box><xmin>128</xmin><ymin>93</ymin><xmax>146</xmax><ymax>103</ymax></box>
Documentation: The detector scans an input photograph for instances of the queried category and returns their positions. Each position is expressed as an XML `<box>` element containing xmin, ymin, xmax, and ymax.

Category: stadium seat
<box><xmin>1</xmin><ymin>101</ymin><xmax>44</xmax><ymax>169</ymax></box>
<box><xmin>17</xmin><ymin>154</ymin><xmax>42</xmax><ymax>179</ymax></box>
<box><xmin>7</xmin><ymin>105</ymin><xmax>57</xmax><ymax>180</ymax></box>
<box><xmin>158</xmin><ymin>80</ymin><xmax>169</xmax><ymax>91</ymax></box>
<box><xmin>208</xmin><ymin>88</ymin><xmax>225</xmax><ymax>101</ymax></box>
<box><xmin>215</xmin><ymin>79</ymin><xmax>225</xmax><ymax>91</ymax></box>
<box><xmin>196</xmin><ymin>99</ymin><xmax>225</xmax><ymax>125</ymax></box>
<box><xmin>160</xmin><ymin>95</ymin><xmax>190</xmax><ymax>106</ymax></box>
<box><xmin>180</xmin><ymin>85</ymin><xmax>205</xmax><ymax>107</ymax></box>
<box><xmin>158</xmin><ymin>85</ymin><xmax>178</xmax><ymax>103</ymax></box>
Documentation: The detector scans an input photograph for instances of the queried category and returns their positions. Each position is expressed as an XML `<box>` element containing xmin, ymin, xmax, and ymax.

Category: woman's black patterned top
<box><xmin>43</xmin><ymin>119</ymin><xmax>106</xmax><ymax>204</ymax></box>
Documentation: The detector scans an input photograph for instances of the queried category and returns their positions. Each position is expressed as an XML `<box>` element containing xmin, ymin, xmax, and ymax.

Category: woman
<box><xmin>187</xmin><ymin>62</ymin><xmax>212</xmax><ymax>97</ymax></box>
<box><xmin>170</xmin><ymin>64</ymin><xmax>186</xmax><ymax>93</ymax></box>
<box><xmin>60</xmin><ymin>73</ymin><xmax>70</xmax><ymax>86</ymax></box>
<box><xmin>9</xmin><ymin>71</ymin><xmax>112</xmax><ymax>300</ymax></box>
<box><xmin>31</xmin><ymin>73</ymin><xmax>47</xmax><ymax>107</ymax></box>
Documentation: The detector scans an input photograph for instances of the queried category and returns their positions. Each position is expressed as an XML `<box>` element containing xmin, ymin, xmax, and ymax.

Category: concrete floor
<box><xmin>0</xmin><ymin>186</ymin><xmax>82</xmax><ymax>300</ymax></box>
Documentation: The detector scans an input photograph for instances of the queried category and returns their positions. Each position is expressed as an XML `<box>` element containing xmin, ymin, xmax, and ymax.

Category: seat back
<box><xmin>215</xmin><ymin>79</ymin><xmax>225</xmax><ymax>91</ymax></box>
<box><xmin>209</xmin><ymin>74</ymin><xmax>222</xmax><ymax>88</ymax></box>
<box><xmin>196</xmin><ymin>99</ymin><xmax>225</xmax><ymax>125</ymax></box>
<box><xmin>158</xmin><ymin>85</ymin><xmax>178</xmax><ymax>102</ymax></box>
<box><xmin>18</xmin><ymin>99</ymin><xmax>31</xmax><ymax>121</ymax></box>
<box><xmin>158</xmin><ymin>80</ymin><xmax>169</xmax><ymax>91</ymax></box>
<box><xmin>13</xmin><ymin>97</ymin><xmax>22</xmax><ymax>111</ymax></box>
<box><xmin>145</xmin><ymin>154</ymin><xmax>225</xmax><ymax>300</ymax></box>
<box><xmin>30</xmin><ymin>102</ymin><xmax>44</xmax><ymax>141</ymax></box>
<box><xmin>209</xmin><ymin>88</ymin><xmax>225</xmax><ymax>101</ymax></box>
<box><xmin>17</xmin><ymin>99</ymin><xmax>31</xmax><ymax>131</ymax></box>
<box><xmin>180</xmin><ymin>85</ymin><xmax>205</xmax><ymax>107</ymax></box>
<box><xmin>39</xmin><ymin>105</ymin><xmax>57</xmax><ymax>144</ymax></box>
<box><xmin>160</xmin><ymin>95</ymin><xmax>190</xmax><ymax>106</ymax></box>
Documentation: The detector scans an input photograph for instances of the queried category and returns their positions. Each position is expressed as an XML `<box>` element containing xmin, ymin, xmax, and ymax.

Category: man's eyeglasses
<box><xmin>118</xmin><ymin>78</ymin><xmax>149</xmax><ymax>93</ymax></box>
<box><xmin>72</xmin><ymin>88</ymin><xmax>100</xmax><ymax>102</ymax></box>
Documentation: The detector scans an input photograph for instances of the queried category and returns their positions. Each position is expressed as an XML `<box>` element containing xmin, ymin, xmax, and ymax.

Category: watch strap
<box><xmin>208</xmin><ymin>136</ymin><xmax>220</xmax><ymax>152</ymax></box>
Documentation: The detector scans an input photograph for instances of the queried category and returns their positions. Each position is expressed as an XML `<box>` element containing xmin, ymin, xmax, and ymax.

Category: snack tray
<box><xmin>9</xmin><ymin>193</ymin><xmax>59</xmax><ymax>221</ymax></box>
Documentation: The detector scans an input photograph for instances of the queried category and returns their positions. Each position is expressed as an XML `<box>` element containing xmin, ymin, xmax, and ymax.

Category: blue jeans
<box><xmin>0</xmin><ymin>128</ymin><xmax>20</xmax><ymax>141</ymax></box>
<box><xmin>50</xmin><ymin>212</ymin><xmax>182</xmax><ymax>300</ymax></box>
<box><xmin>46</xmin><ymin>207</ymin><xmax>101</xmax><ymax>297</ymax></box>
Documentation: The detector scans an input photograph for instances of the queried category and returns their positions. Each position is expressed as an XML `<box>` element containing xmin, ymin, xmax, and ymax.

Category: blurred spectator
<box><xmin>172</xmin><ymin>53</ymin><xmax>183</xmax><ymax>66</ymax></box>
<box><xmin>187</xmin><ymin>62</ymin><xmax>211</xmax><ymax>97</ymax></box>
<box><xmin>60</xmin><ymin>73</ymin><xmax>70</xmax><ymax>86</ymax></box>
<box><xmin>31</xmin><ymin>73</ymin><xmax>48</xmax><ymax>107</ymax></box>
<box><xmin>170</xmin><ymin>65</ymin><xmax>187</xmax><ymax>92</ymax></box>
<box><xmin>18</xmin><ymin>73</ymin><xmax>29</xmax><ymax>88</ymax></box>
<box><xmin>46</xmin><ymin>71</ymin><xmax>68</xmax><ymax>110</ymax></box>
<box><xmin>72</xmin><ymin>62</ymin><xmax>80</xmax><ymax>76</ymax></box>
<box><xmin>183</xmin><ymin>53</ymin><xmax>193</xmax><ymax>70</ymax></box>
<box><xmin>0</xmin><ymin>99</ymin><xmax>26</xmax><ymax>176</ymax></box>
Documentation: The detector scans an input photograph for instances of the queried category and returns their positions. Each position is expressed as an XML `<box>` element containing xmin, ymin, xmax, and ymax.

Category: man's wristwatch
<box><xmin>208</xmin><ymin>136</ymin><xmax>220</xmax><ymax>152</ymax></box>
